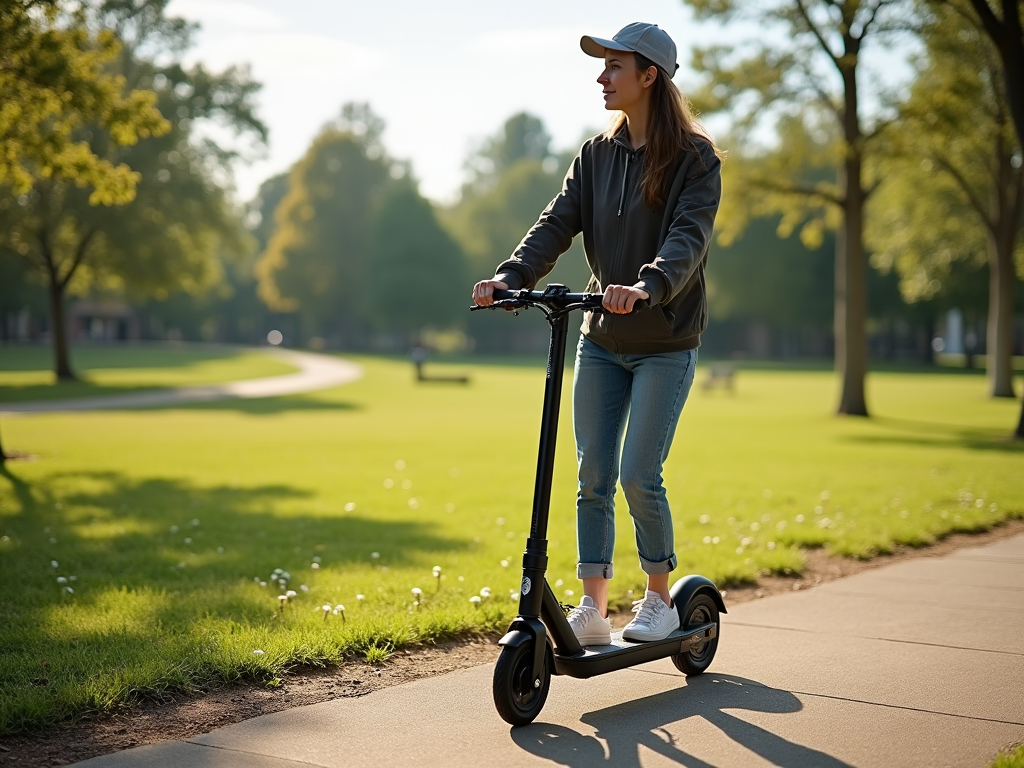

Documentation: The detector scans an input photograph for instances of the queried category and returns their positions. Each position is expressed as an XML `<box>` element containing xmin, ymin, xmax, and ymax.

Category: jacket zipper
<box><xmin>617</xmin><ymin>153</ymin><xmax>630</xmax><ymax>217</ymax></box>
<box><xmin>607</xmin><ymin>145</ymin><xmax>634</xmax><ymax>352</ymax></box>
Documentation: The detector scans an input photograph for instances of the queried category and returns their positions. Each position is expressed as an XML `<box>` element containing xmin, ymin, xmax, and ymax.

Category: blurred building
<box><xmin>68</xmin><ymin>301</ymin><xmax>140</xmax><ymax>342</ymax></box>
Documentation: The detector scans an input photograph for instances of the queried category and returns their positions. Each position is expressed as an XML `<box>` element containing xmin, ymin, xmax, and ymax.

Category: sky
<box><xmin>165</xmin><ymin>0</ymin><xmax>915</xmax><ymax>206</ymax></box>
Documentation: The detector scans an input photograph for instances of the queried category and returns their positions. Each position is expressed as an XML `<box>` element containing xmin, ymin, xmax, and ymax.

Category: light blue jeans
<box><xmin>573</xmin><ymin>335</ymin><xmax>697</xmax><ymax>579</ymax></box>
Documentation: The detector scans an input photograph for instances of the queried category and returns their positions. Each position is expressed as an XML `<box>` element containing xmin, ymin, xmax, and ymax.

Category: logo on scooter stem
<box><xmin>521</xmin><ymin>577</ymin><xmax>531</xmax><ymax>595</ymax></box>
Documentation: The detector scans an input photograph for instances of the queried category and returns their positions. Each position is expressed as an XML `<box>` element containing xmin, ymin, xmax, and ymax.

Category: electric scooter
<box><xmin>472</xmin><ymin>284</ymin><xmax>727</xmax><ymax>727</ymax></box>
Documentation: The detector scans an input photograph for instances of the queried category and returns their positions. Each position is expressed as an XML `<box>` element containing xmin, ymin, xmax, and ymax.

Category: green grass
<box><xmin>0</xmin><ymin>345</ymin><xmax>297</xmax><ymax>403</ymax></box>
<box><xmin>992</xmin><ymin>744</ymin><xmax>1024</xmax><ymax>768</ymax></box>
<box><xmin>0</xmin><ymin>353</ymin><xmax>1022</xmax><ymax>734</ymax></box>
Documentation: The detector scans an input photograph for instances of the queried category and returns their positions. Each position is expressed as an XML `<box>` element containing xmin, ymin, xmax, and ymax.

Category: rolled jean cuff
<box><xmin>577</xmin><ymin>562</ymin><xmax>614</xmax><ymax>579</ymax></box>
<box><xmin>640</xmin><ymin>553</ymin><xmax>677</xmax><ymax>575</ymax></box>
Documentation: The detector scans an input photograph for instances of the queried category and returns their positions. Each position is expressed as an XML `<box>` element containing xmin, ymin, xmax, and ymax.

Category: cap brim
<box><xmin>580</xmin><ymin>35</ymin><xmax>635</xmax><ymax>59</ymax></box>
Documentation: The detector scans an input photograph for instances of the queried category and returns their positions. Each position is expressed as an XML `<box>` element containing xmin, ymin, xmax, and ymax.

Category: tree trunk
<box><xmin>47</xmin><ymin>278</ymin><xmax>76</xmax><ymax>381</ymax></box>
<box><xmin>987</xmin><ymin>228</ymin><xmax>1017</xmax><ymax>397</ymax></box>
<box><xmin>835</xmin><ymin>58</ymin><xmax>869</xmax><ymax>417</ymax></box>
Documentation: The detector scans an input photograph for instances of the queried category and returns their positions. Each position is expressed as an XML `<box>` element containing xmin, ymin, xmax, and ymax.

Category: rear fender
<box><xmin>670</xmin><ymin>574</ymin><xmax>727</xmax><ymax>624</ymax></box>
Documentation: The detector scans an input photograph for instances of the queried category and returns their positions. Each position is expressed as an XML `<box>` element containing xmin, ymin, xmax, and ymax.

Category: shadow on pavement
<box><xmin>512</xmin><ymin>674</ymin><xmax>853</xmax><ymax>768</ymax></box>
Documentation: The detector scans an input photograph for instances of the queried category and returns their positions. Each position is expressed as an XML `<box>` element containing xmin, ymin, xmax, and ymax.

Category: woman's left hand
<box><xmin>602</xmin><ymin>284</ymin><xmax>650</xmax><ymax>314</ymax></box>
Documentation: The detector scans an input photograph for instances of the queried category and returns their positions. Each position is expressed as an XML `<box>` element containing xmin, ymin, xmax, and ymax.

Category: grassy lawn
<box><xmin>993</xmin><ymin>744</ymin><xmax>1024</xmax><ymax>768</ymax></box>
<box><xmin>0</xmin><ymin>353</ymin><xmax>1021</xmax><ymax>733</ymax></box>
<box><xmin>0</xmin><ymin>345</ymin><xmax>297</xmax><ymax>403</ymax></box>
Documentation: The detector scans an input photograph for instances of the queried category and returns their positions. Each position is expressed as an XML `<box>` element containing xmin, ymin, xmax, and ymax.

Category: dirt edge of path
<box><xmin>3</xmin><ymin>518</ymin><xmax>1023</xmax><ymax>768</ymax></box>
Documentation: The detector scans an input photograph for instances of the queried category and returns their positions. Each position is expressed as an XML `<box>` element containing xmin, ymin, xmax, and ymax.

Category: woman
<box><xmin>472</xmin><ymin>22</ymin><xmax>722</xmax><ymax>644</ymax></box>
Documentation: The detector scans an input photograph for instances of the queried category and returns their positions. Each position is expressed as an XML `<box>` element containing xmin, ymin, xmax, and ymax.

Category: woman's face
<box><xmin>597</xmin><ymin>51</ymin><xmax>654</xmax><ymax>111</ymax></box>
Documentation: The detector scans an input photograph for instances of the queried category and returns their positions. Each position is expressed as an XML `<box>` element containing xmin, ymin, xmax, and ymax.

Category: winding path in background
<box><xmin>0</xmin><ymin>349</ymin><xmax>363</xmax><ymax>414</ymax></box>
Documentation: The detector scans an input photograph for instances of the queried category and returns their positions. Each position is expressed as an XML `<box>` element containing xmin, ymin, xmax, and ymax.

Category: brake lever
<box><xmin>469</xmin><ymin>299</ymin><xmax>529</xmax><ymax>312</ymax></box>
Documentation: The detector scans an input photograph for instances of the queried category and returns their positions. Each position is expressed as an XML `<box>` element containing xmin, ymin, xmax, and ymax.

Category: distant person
<box><xmin>410</xmin><ymin>343</ymin><xmax>428</xmax><ymax>380</ymax></box>
<box><xmin>472</xmin><ymin>23</ymin><xmax>721</xmax><ymax>644</ymax></box>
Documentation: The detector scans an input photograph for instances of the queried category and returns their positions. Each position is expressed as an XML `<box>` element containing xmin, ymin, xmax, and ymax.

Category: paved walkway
<box><xmin>72</xmin><ymin>535</ymin><xmax>1024</xmax><ymax>768</ymax></box>
<box><xmin>0</xmin><ymin>349</ymin><xmax>362</xmax><ymax>414</ymax></box>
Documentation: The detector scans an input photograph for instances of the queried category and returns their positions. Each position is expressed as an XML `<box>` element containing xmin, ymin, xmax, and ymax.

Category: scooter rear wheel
<box><xmin>493</xmin><ymin>642</ymin><xmax>550</xmax><ymax>726</ymax></box>
<box><xmin>671</xmin><ymin>593</ymin><xmax>719</xmax><ymax>676</ymax></box>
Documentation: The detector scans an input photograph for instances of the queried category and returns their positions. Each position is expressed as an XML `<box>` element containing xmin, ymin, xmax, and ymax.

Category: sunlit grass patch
<box><xmin>0</xmin><ymin>354</ymin><xmax>1021</xmax><ymax>733</ymax></box>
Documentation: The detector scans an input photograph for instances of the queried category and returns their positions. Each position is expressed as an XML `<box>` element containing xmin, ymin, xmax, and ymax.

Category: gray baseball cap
<box><xmin>581</xmin><ymin>22</ymin><xmax>678</xmax><ymax>76</ymax></box>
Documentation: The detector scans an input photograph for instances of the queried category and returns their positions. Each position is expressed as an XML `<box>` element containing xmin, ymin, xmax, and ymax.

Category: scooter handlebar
<box><xmin>474</xmin><ymin>285</ymin><xmax>648</xmax><ymax>315</ymax></box>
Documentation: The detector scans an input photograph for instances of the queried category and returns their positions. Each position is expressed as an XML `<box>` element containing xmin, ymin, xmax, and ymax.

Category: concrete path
<box><xmin>0</xmin><ymin>349</ymin><xmax>362</xmax><ymax>414</ymax></box>
<box><xmin>71</xmin><ymin>535</ymin><xmax>1024</xmax><ymax>768</ymax></box>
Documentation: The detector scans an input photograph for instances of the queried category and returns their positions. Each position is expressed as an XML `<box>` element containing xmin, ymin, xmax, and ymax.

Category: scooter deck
<box><xmin>551</xmin><ymin>623</ymin><xmax>716</xmax><ymax>679</ymax></box>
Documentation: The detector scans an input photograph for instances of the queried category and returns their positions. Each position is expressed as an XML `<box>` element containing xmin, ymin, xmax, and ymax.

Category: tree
<box><xmin>0</xmin><ymin>0</ymin><xmax>169</xmax><ymax>379</ymax></box>
<box><xmin>956</xmin><ymin>0</ymin><xmax>1024</xmax><ymax>148</ymax></box>
<box><xmin>256</xmin><ymin>104</ymin><xmax>398</xmax><ymax>345</ymax></box>
<box><xmin>951</xmin><ymin>0</ymin><xmax>1024</xmax><ymax>437</ymax></box>
<box><xmin>868</xmin><ymin>2</ymin><xmax>1022</xmax><ymax>396</ymax></box>
<box><xmin>462</xmin><ymin>112</ymin><xmax>555</xmax><ymax>195</ymax></box>
<box><xmin>0</xmin><ymin>0</ymin><xmax>164</xmax><ymax>201</ymax></box>
<box><xmin>685</xmin><ymin>0</ymin><xmax>913</xmax><ymax>416</ymax></box>
<box><xmin>366</xmin><ymin>181</ymin><xmax>468</xmax><ymax>337</ymax></box>
<box><xmin>0</xmin><ymin>0</ymin><xmax>264</xmax><ymax>380</ymax></box>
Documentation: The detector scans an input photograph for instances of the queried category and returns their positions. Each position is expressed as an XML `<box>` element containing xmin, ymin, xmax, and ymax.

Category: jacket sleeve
<box><xmin>493</xmin><ymin>153</ymin><xmax>584</xmax><ymax>290</ymax></box>
<box><xmin>635</xmin><ymin>146</ymin><xmax>722</xmax><ymax>306</ymax></box>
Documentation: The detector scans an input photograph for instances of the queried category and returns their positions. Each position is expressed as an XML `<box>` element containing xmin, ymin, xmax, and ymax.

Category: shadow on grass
<box><xmin>843</xmin><ymin>416</ymin><xmax>1024</xmax><ymax>453</ymax></box>
<box><xmin>0</xmin><ymin>382</ymin><xmax>167</xmax><ymax>405</ymax></box>
<box><xmin>146</xmin><ymin>394</ymin><xmax>362</xmax><ymax>415</ymax></box>
<box><xmin>0</xmin><ymin>467</ymin><xmax>468</xmax><ymax>733</ymax></box>
<box><xmin>512</xmin><ymin>674</ymin><xmax>853</xmax><ymax>767</ymax></box>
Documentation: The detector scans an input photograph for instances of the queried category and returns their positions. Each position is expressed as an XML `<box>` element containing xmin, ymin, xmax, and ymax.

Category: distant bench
<box><xmin>702</xmin><ymin>363</ymin><xmax>736</xmax><ymax>392</ymax></box>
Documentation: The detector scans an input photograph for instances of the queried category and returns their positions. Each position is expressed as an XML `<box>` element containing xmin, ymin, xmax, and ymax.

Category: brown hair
<box><xmin>604</xmin><ymin>52</ymin><xmax>719</xmax><ymax>208</ymax></box>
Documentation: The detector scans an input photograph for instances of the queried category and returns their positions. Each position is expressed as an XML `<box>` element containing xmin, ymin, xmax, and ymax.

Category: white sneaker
<box><xmin>567</xmin><ymin>595</ymin><xmax>612</xmax><ymax>645</ymax></box>
<box><xmin>622</xmin><ymin>590</ymin><xmax>679</xmax><ymax>642</ymax></box>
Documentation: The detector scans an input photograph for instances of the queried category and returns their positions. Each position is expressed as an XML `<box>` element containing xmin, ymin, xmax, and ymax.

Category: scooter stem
<box><xmin>530</xmin><ymin>311</ymin><xmax>569</xmax><ymax>541</ymax></box>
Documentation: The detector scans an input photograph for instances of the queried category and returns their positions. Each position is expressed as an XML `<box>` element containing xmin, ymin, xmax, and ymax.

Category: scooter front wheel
<box><xmin>493</xmin><ymin>642</ymin><xmax>550</xmax><ymax>726</ymax></box>
<box><xmin>671</xmin><ymin>593</ymin><xmax>720</xmax><ymax>676</ymax></box>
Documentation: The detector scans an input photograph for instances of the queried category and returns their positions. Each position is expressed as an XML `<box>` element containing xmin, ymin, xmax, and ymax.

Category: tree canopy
<box><xmin>0</xmin><ymin>0</ymin><xmax>265</xmax><ymax>379</ymax></box>
<box><xmin>685</xmin><ymin>0</ymin><xmax>915</xmax><ymax>416</ymax></box>
<box><xmin>869</xmin><ymin>0</ymin><xmax>1023</xmax><ymax>396</ymax></box>
<box><xmin>0</xmin><ymin>0</ymin><xmax>168</xmax><ymax>203</ymax></box>
<box><xmin>256</xmin><ymin>104</ymin><xmax>466</xmax><ymax>345</ymax></box>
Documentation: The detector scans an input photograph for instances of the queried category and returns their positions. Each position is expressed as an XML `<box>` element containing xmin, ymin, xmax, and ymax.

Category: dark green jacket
<box><xmin>494</xmin><ymin>127</ymin><xmax>721</xmax><ymax>353</ymax></box>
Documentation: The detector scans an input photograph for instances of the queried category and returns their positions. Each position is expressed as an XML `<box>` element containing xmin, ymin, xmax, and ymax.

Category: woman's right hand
<box><xmin>472</xmin><ymin>279</ymin><xmax>509</xmax><ymax>307</ymax></box>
